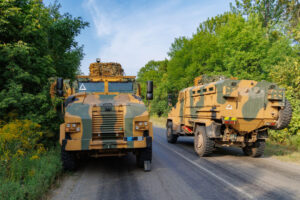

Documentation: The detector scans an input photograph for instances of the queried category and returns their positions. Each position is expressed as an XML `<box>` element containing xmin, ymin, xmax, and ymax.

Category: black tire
<box><xmin>243</xmin><ymin>140</ymin><xmax>265</xmax><ymax>157</ymax></box>
<box><xmin>194</xmin><ymin>125</ymin><xmax>214</xmax><ymax>157</ymax></box>
<box><xmin>61</xmin><ymin>147</ymin><xmax>77</xmax><ymax>171</ymax></box>
<box><xmin>271</xmin><ymin>99</ymin><xmax>292</xmax><ymax>130</ymax></box>
<box><xmin>166</xmin><ymin>121</ymin><xmax>178</xmax><ymax>143</ymax></box>
<box><xmin>136</xmin><ymin>147</ymin><xmax>152</xmax><ymax>168</ymax></box>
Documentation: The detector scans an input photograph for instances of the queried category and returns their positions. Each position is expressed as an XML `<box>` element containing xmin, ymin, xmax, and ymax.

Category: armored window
<box><xmin>203</xmin><ymin>88</ymin><xmax>207</xmax><ymax>92</ymax></box>
<box><xmin>197</xmin><ymin>90</ymin><xmax>201</xmax><ymax>93</ymax></box>
<box><xmin>77</xmin><ymin>82</ymin><xmax>104</xmax><ymax>92</ymax></box>
<box><xmin>109</xmin><ymin>82</ymin><xmax>133</xmax><ymax>93</ymax></box>
<box><xmin>209</xmin><ymin>87</ymin><xmax>214</xmax><ymax>91</ymax></box>
<box><xmin>192</xmin><ymin>91</ymin><xmax>195</xmax><ymax>94</ymax></box>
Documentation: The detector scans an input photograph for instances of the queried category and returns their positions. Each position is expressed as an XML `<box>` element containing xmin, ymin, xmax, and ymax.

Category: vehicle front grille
<box><xmin>92</xmin><ymin>106</ymin><xmax>124</xmax><ymax>140</ymax></box>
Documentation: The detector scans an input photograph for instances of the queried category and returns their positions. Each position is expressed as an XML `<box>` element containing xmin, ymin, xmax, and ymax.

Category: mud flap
<box><xmin>144</xmin><ymin>160</ymin><xmax>151</xmax><ymax>172</ymax></box>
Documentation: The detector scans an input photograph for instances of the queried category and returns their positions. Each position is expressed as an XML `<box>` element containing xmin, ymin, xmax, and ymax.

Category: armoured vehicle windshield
<box><xmin>108</xmin><ymin>82</ymin><xmax>133</xmax><ymax>93</ymax></box>
<box><xmin>77</xmin><ymin>81</ymin><xmax>134</xmax><ymax>93</ymax></box>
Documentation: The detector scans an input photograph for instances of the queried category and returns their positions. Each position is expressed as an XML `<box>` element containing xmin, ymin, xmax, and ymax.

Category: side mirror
<box><xmin>168</xmin><ymin>93</ymin><xmax>173</xmax><ymax>106</ymax></box>
<box><xmin>56</xmin><ymin>77</ymin><xmax>64</xmax><ymax>97</ymax></box>
<box><xmin>146</xmin><ymin>81</ymin><xmax>153</xmax><ymax>100</ymax></box>
<box><xmin>137</xmin><ymin>83</ymin><xmax>141</xmax><ymax>96</ymax></box>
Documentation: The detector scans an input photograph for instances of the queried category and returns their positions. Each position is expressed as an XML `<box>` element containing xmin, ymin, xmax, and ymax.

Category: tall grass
<box><xmin>0</xmin><ymin>120</ymin><xmax>62</xmax><ymax>200</ymax></box>
<box><xmin>0</xmin><ymin>146</ymin><xmax>62</xmax><ymax>200</ymax></box>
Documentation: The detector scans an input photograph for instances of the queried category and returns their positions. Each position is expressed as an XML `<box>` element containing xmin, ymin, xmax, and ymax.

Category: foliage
<box><xmin>0</xmin><ymin>120</ymin><xmax>44</xmax><ymax>164</ymax></box>
<box><xmin>0</xmin><ymin>0</ymin><xmax>88</xmax><ymax>137</ymax></box>
<box><xmin>0</xmin><ymin>120</ymin><xmax>62</xmax><ymax>200</ymax></box>
<box><xmin>137</xmin><ymin>60</ymin><xmax>169</xmax><ymax>116</ymax></box>
<box><xmin>231</xmin><ymin>0</ymin><xmax>300</xmax><ymax>41</ymax></box>
<box><xmin>0</xmin><ymin>146</ymin><xmax>61</xmax><ymax>200</ymax></box>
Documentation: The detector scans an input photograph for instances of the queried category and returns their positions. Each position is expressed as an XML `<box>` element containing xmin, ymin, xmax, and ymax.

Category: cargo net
<box><xmin>89</xmin><ymin>62</ymin><xmax>124</xmax><ymax>77</ymax></box>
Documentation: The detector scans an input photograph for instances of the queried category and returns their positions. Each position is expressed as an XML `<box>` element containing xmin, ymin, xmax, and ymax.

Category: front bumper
<box><xmin>63</xmin><ymin>136</ymin><xmax>152</xmax><ymax>151</ymax></box>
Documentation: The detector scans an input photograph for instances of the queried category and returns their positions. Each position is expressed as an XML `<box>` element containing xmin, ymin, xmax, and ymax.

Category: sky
<box><xmin>43</xmin><ymin>0</ymin><xmax>232</xmax><ymax>76</ymax></box>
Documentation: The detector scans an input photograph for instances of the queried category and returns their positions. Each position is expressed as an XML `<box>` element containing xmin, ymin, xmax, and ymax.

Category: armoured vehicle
<box><xmin>52</xmin><ymin>59</ymin><xmax>154</xmax><ymax>171</ymax></box>
<box><xmin>166</xmin><ymin>75</ymin><xmax>292</xmax><ymax>157</ymax></box>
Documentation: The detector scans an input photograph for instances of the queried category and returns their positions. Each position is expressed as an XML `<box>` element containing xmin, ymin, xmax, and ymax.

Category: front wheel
<box><xmin>166</xmin><ymin>121</ymin><xmax>178</xmax><ymax>143</ymax></box>
<box><xmin>243</xmin><ymin>140</ymin><xmax>265</xmax><ymax>157</ymax></box>
<box><xmin>61</xmin><ymin>147</ymin><xmax>77</xmax><ymax>171</ymax></box>
<box><xmin>194</xmin><ymin>125</ymin><xmax>214</xmax><ymax>157</ymax></box>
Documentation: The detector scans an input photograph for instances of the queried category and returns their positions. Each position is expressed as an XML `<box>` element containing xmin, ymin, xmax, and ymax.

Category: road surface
<box><xmin>50</xmin><ymin>127</ymin><xmax>300</xmax><ymax>200</ymax></box>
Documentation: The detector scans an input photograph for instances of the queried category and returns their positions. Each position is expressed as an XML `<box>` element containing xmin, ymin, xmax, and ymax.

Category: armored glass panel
<box><xmin>109</xmin><ymin>82</ymin><xmax>133</xmax><ymax>93</ymax></box>
<box><xmin>77</xmin><ymin>82</ymin><xmax>104</xmax><ymax>92</ymax></box>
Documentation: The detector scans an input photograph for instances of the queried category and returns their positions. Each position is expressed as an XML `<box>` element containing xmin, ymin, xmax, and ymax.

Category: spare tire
<box><xmin>271</xmin><ymin>99</ymin><xmax>292</xmax><ymax>130</ymax></box>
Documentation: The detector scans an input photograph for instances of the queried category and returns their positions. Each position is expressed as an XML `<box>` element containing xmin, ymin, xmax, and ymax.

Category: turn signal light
<box><xmin>223</xmin><ymin>117</ymin><xmax>237</xmax><ymax>125</ymax></box>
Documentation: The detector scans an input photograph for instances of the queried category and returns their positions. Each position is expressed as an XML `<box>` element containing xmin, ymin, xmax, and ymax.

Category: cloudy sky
<box><xmin>43</xmin><ymin>0</ymin><xmax>232</xmax><ymax>75</ymax></box>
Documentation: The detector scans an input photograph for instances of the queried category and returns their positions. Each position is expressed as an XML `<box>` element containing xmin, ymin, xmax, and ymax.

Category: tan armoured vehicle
<box><xmin>52</xmin><ymin>58</ymin><xmax>154</xmax><ymax>171</ymax></box>
<box><xmin>166</xmin><ymin>76</ymin><xmax>292</xmax><ymax>157</ymax></box>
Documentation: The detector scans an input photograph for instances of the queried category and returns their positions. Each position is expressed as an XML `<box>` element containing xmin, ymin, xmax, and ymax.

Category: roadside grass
<box><xmin>0</xmin><ymin>146</ymin><xmax>62</xmax><ymax>200</ymax></box>
<box><xmin>150</xmin><ymin>115</ymin><xmax>167</xmax><ymax>129</ymax></box>
<box><xmin>150</xmin><ymin>116</ymin><xmax>300</xmax><ymax>164</ymax></box>
<box><xmin>264</xmin><ymin>141</ymin><xmax>300</xmax><ymax>164</ymax></box>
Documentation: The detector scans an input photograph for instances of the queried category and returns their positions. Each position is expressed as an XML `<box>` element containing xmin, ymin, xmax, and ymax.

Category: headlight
<box><xmin>65</xmin><ymin>123</ymin><xmax>81</xmax><ymax>132</ymax></box>
<box><xmin>135</xmin><ymin>121</ymin><xmax>149</xmax><ymax>130</ymax></box>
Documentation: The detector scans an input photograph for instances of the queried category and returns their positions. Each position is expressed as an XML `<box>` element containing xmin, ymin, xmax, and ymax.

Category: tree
<box><xmin>231</xmin><ymin>0</ymin><xmax>300</xmax><ymax>41</ymax></box>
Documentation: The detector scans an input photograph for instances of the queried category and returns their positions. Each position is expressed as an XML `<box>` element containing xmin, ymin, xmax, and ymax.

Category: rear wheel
<box><xmin>166</xmin><ymin>121</ymin><xmax>178</xmax><ymax>143</ymax></box>
<box><xmin>194</xmin><ymin>125</ymin><xmax>214</xmax><ymax>157</ymax></box>
<box><xmin>61</xmin><ymin>147</ymin><xmax>77</xmax><ymax>171</ymax></box>
<box><xmin>243</xmin><ymin>140</ymin><xmax>265</xmax><ymax>157</ymax></box>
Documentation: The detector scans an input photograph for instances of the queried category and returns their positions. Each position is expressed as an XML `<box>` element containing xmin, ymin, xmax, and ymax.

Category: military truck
<box><xmin>166</xmin><ymin>75</ymin><xmax>292</xmax><ymax>157</ymax></box>
<box><xmin>53</xmin><ymin>59</ymin><xmax>154</xmax><ymax>171</ymax></box>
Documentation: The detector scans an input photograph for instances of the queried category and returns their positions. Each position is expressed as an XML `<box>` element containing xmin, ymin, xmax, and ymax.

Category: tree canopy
<box><xmin>0</xmin><ymin>0</ymin><xmax>88</xmax><ymax>134</ymax></box>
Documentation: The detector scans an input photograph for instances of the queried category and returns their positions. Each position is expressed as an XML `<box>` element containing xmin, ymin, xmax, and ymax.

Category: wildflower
<box><xmin>30</xmin><ymin>155</ymin><xmax>39</xmax><ymax>160</ymax></box>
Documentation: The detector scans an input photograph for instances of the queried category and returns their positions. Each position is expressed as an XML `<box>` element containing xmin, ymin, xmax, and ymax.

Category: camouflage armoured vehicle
<box><xmin>166</xmin><ymin>75</ymin><xmax>292</xmax><ymax>157</ymax></box>
<box><xmin>53</xmin><ymin>59</ymin><xmax>154</xmax><ymax>171</ymax></box>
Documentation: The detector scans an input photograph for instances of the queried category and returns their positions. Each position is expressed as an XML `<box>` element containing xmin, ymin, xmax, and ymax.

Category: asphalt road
<box><xmin>50</xmin><ymin>127</ymin><xmax>300</xmax><ymax>200</ymax></box>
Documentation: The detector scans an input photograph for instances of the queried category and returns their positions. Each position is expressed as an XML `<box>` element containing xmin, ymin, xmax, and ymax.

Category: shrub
<box><xmin>0</xmin><ymin>120</ymin><xmax>45</xmax><ymax>165</ymax></box>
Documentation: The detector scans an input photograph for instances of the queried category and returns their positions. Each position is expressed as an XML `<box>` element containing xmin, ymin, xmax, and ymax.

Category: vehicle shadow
<box><xmin>76</xmin><ymin>153</ymin><xmax>143</xmax><ymax>173</ymax></box>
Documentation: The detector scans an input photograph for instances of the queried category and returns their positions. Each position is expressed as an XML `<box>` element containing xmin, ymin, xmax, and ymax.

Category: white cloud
<box><xmin>84</xmin><ymin>0</ymin><xmax>230</xmax><ymax>75</ymax></box>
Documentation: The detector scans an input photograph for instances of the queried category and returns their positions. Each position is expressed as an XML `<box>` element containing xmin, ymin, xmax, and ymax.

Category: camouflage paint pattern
<box><xmin>168</xmin><ymin>76</ymin><xmax>286</xmax><ymax>143</ymax></box>
<box><xmin>58</xmin><ymin>61</ymin><xmax>153</xmax><ymax>152</ymax></box>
